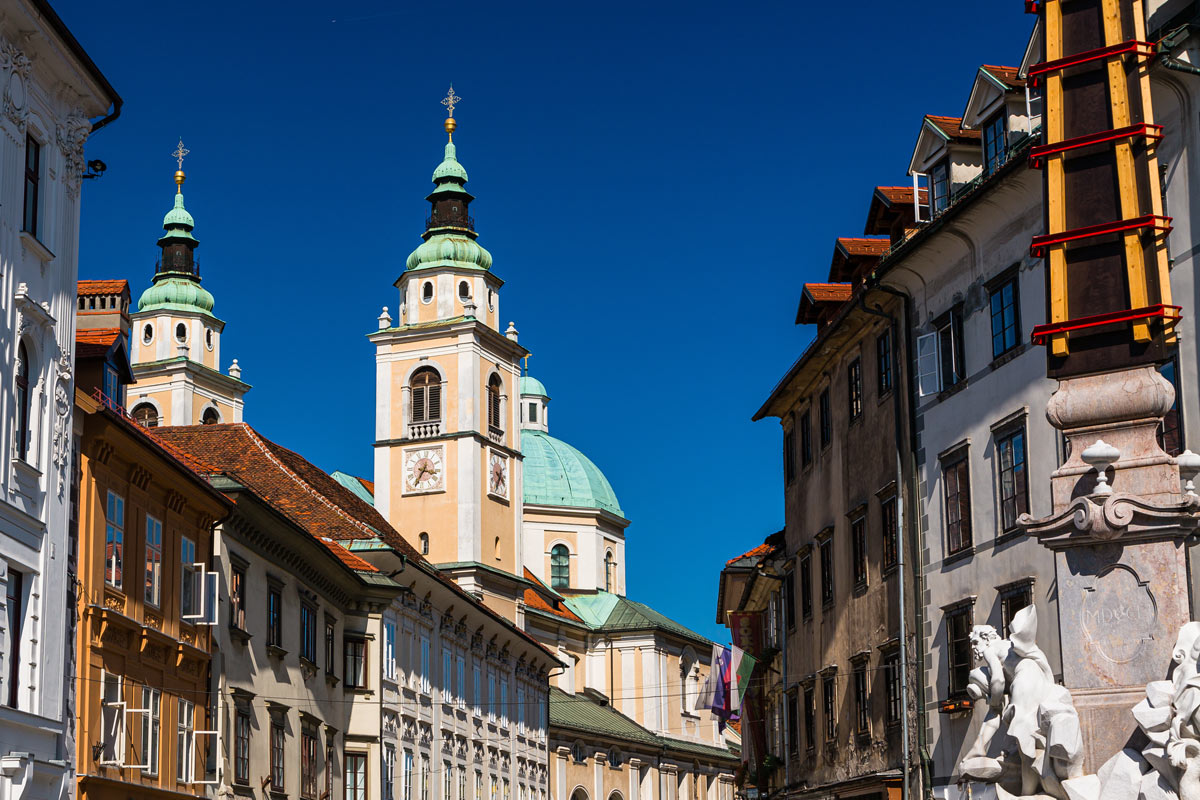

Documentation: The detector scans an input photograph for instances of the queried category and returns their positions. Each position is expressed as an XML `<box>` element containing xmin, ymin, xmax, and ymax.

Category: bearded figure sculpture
<box><xmin>957</xmin><ymin>606</ymin><xmax>1085</xmax><ymax>800</ymax></box>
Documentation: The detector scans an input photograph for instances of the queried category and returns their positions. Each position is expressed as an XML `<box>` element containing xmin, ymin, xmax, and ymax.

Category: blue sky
<box><xmin>62</xmin><ymin>1</ymin><xmax>1036</xmax><ymax>643</ymax></box>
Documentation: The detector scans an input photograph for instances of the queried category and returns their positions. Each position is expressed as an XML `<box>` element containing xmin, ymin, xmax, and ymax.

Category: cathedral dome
<box><xmin>521</xmin><ymin>429</ymin><xmax>624</xmax><ymax>518</ymax></box>
<box><xmin>519</xmin><ymin>375</ymin><xmax>548</xmax><ymax>398</ymax></box>
<box><xmin>138</xmin><ymin>277</ymin><xmax>215</xmax><ymax>314</ymax></box>
<box><xmin>405</xmin><ymin>233</ymin><xmax>493</xmax><ymax>272</ymax></box>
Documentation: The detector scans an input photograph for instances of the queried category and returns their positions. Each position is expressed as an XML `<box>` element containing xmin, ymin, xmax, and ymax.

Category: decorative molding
<box><xmin>51</xmin><ymin>348</ymin><xmax>72</xmax><ymax>496</ymax></box>
<box><xmin>1</xmin><ymin>41</ymin><xmax>32</xmax><ymax>134</ymax></box>
<box><xmin>1019</xmin><ymin>492</ymin><xmax>1200</xmax><ymax>549</ymax></box>
<box><xmin>56</xmin><ymin>107</ymin><xmax>90</xmax><ymax>195</ymax></box>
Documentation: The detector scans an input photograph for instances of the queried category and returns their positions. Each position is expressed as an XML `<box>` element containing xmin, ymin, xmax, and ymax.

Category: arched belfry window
<box><xmin>550</xmin><ymin>545</ymin><xmax>570</xmax><ymax>590</ymax></box>
<box><xmin>487</xmin><ymin>375</ymin><xmax>502</xmax><ymax>432</ymax></box>
<box><xmin>132</xmin><ymin>403</ymin><xmax>159</xmax><ymax>429</ymax></box>
<box><xmin>15</xmin><ymin>342</ymin><xmax>31</xmax><ymax>461</ymax></box>
<box><xmin>604</xmin><ymin>551</ymin><xmax>615</xmax><ymax>592</ymax></box>
<box><xmin>411</xmin><ymin>368</ymin><xmax>442</xmax><ymax>423</ymax></box>
<box><xmin>201</xmin><ymin>407</ymin><xmax>220</xmax><ymax>425</ymax></box>
<box><xmin>419</xmin><ymin>532</ymin><xmax>429</xmax><ymax>555</ymax></box>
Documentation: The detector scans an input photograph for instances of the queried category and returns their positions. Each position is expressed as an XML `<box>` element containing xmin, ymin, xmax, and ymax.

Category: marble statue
<box><xmin>957</xmin><ymin>606</ymin><xmax>1084</xmax><ymax>800</ymax></box>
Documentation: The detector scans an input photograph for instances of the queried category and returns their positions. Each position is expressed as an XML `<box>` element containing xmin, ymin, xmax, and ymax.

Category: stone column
<box><xmin>1020</xmin><ymin>366</ymin><xmax>1197</xmax><ymax>772</ymax></box>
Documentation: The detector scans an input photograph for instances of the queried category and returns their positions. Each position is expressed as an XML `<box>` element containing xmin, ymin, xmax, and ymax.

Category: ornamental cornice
<box><xmin>1018</xmin><ymin>491</ymin><xmax>1200</xmax><ymax>550</ymax></box>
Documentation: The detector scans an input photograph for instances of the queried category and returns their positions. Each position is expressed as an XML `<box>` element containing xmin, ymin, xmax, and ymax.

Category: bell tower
<box><xmin>371</xmin><ymin>92</ymin><xmax>528</xmax><ymax>613</ymax></box>
<box><xmin>128</xmin><ymin>141</ymin><xmax>250</xmax><ymax>427</ymax></box>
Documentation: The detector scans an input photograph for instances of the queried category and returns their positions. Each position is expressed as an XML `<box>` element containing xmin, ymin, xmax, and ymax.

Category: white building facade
<box><xmin>0</xmin><ymin>3</ymin><xmax>118</xmax><ymax>799</ymax></box>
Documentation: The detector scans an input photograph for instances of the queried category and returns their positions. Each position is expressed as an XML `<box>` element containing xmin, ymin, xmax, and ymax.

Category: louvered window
<box><xmin>487</xmin><ymin>375</ymin><xmax>502</xmax><ymax>431</ymax></box>
<box><xmin>411</xmin><ymin>369</ymin><xmax>442</xmax><ymax>423</ymax></box>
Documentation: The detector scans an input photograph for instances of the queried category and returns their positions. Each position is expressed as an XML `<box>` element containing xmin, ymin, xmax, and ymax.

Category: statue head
<box><xmin>1172</xmin><ymin>621</ymin><xmax>1200</xmax><ymax>666</ymax></box>
<box><xmin>970</xmin><ymin>624</ymin><xmax>1002</xmax><ymax>663</ymax></box>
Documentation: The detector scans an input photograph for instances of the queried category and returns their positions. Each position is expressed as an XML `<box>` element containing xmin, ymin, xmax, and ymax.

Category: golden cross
<box><xmin>441</xmin><ymin>86</ymin><xmax>461</xmax><ymax>118</ymax></box>
<box><xmin>172</xmin><ymin>138</ymin><xmax>190</xmax><ymax>170</ymax></box>
<box><xmin>522</xmin><ymin>354</ymin><xmax>531</xmax><ymax>375</ymax></box>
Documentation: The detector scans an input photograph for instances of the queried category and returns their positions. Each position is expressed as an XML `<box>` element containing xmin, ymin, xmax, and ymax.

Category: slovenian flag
<box><xmin>729</xmin><ymin>644</ymin><xmax>757</xmax><ymax>711</ymax></box>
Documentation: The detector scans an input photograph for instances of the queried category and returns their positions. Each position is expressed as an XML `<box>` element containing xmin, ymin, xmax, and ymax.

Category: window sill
<box><xmin>343</xmin><ymin>686</ymin><xmax>372</xmax><ymax>695</ymax></box>
<box><xmin>995</xmin><ymin>528</ymin><xmax>1024</xmax><ymax>547</ymax></box>
<box><xmin>877</xmin><ymin>388</ymin><xmax>894</xmax><ymax>406</ymax></box>
<box><xmin>937</xmin><ymin>380</ymin><xmax>969</xmax><ymax>402</ymax></box>
<box><xmin>852</xmin><ymin>580</ymin><xmax>868</xmax><ymax>597</ymax></box>
<box><xmin>266</xmin><ymin>644</ymin><xmax>288</xmax><ymax>660</ymax></box>
<box><xmin>19</xmin><ymin>230</ymin><xmax>54</xmax><ymax>263</ymax></box>
<box><xmin>13</xmin><ymin>458</ymin><xmax>42</xmax><ymax>481</ymax></box>
<box><xmin>882</xmin><ymin>563</ymin><xmax>898</xmax><ymax>579</ymax></box>
<box><xmin>325</xmin><ymin>672</ymin><xmax>340</xmax><ymax>688</ymax></box>
<box><xmin>229</xmin><ymin>626</ymin><xmax>252</xmax><ymax>644</ymax></box>
<box><xmin>943</xmin><ymin>547</ymin><xmax>975</xmax><ymax>567</ymax></box>
<box><xmin>989</xmin><ymin>344</ymin><xmax>1025</xmax><ymax>372</ymax></box>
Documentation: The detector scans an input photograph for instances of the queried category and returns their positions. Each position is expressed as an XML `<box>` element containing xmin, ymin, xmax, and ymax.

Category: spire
<box><xmin>138</xmin><ymin>139</ymin><xmax>215</xmax><ymax>315</ymax></box>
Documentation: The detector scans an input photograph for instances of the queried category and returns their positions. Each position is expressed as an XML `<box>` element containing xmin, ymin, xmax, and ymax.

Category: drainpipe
<box><xmin>855</xmin><ymin>288</ymin><xmax>919</xmax><ymax>800</ymax></box>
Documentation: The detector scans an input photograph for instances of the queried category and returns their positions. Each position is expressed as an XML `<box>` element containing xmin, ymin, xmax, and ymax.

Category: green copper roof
<box><xmin>432</xmin><ymin>141</ymin><xmax>468</xmax><ymax>182</ymax></box>
<box><xmin>330</xmin><ymin>471</ymin><xmax>376</xmax><ymax>507</ymax></box>
<box><xmin>163</xmin><ymin>192</ymin><xmax>195</xmax><ymax>230</ymax></box>
<box><xmin>137</xmin><ymin>277</ymin><xmax>215</xmax><ymax>314</ymax></box>
<box><xmin>549</xmin><ymin>687</ymin><xmax>661</xmax><ymax>746</ymax></box>
<box><xmin>521</xmin><ymin>429</ymin><xmax>623</xmax><ymax>517</ymax></box>
<box><xmin>406</xmin><ymin>233</ymin><xmax>493</xmax><ymax>272</ymax></box>
<box><xmin>563</xmin><ymin>591</ymin><xmax>711</xmax><ymax>645</ymax></box>
<box><xmin>519</xmin><ymin>375</ymin><xmax>549</xmax><ymax>398</ymax></box>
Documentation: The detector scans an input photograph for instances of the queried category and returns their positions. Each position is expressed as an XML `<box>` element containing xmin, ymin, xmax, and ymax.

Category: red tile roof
<box><xmin>803</xmin><ymin>283</ymin><xmax>853</xmax><ymax>303</ymax></box>
<box><xmin>725</xmin><ymin>542</ymin><xmax>774</xmax><ymax>567</ymax></box>
<box><xmin>357</xmin><ymin>476</ymin><xmax>375</xmax><ymax>495</ymax></box>
<box><xmin>874</xmin><ymin>186</ymin><xmax>927</xmax><ymax>206</ymax></box>
<box><xmin>77</xmin><ymin>279</ymin><xmax>129</xmax><ymax>296</ymax></box>
<box><xmin>152</xmin><ymin>423</ymin><xmax>422</xmax><ymax>573</ymax></box>
<box><xmin>982</xmin><ymin>64</ymin><xmax>1024</xmax><ymax>89</ymax></box>
<box><xmin>835</xmin><ymin>237</ymin><xmax>891</xmax><ymax>257</ymax></box>
<box><xmin>75</xmin><ymin>327</ymin><xmax>122</xmax><ymax>359</ymax></box>
<box><xmin>926</xmin><ymin>114</ymin><xmax>981</xmax><ymax>142</ymax></box>
<box><xmin>522</xmin><ymin>568</ymin><xmax>584</xmax><ymax>623</ymax></box>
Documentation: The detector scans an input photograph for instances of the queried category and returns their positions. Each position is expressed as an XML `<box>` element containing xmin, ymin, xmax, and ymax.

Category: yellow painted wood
<box><xmin>1045</xmin><ymin>1</ymin><xmax>1070</xmax><ymax>349</ymax></box>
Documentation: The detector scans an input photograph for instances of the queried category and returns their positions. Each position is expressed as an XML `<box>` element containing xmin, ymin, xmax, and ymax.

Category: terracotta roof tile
<box><xmin>357</xmin><ymin>476</ymin><xmax>375</xmax><ymax>495</ymax></box>
<box><xmin>75</xmin><ymin>328</ymin><xmax>122</xmax><ymax>359</ymax></box>
<box><xmin>804</xmin><ymin>283</ymin><xmax>853</xmax><ymax>303</ymax></box>
<box><xmin>926</xmin><ymin>114</ymin><xmax>981</xmax><ymax>142</ymax></box>
<box><xmin>77</xmin><ymin>279</ymin><xmax>129</xmax><ymax>296</ymax></box>
<box><xmin>835</xmin><ymin>237</ymin><xmax>891</xmax><ymax>257</ymax></box>
<box><xmin>522</xmin><ymin>568</ymin><xmax>584</xmax><ymax>623</ymax></box>
<box><xmin>982</xmin><ymin>64</ymin><xmax>1024</xmax><ymax>89</ymax></box>
<box><xmin>875</xmin><ymin>186</ymin><xmax>928</xmax><ymax>206</ymax></box>
<box><xmin>725</xmin><ymin>542</ymin><xmax>774</xmax><ymax>567</ymax></box>
<box><xmin>152</xmin><ymin>423</ymin><xmax>436</xmax><ymax>573</ymax></box>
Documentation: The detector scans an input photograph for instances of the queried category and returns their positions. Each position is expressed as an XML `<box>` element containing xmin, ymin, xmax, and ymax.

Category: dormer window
<box><xmin>982</xmin><ymin>113</ymin><xmax>1006</xmax><ymax>175</ymax></box>
<box><xmin>930</xmin><ymin>161</ymin><xmax>950</xmax><ymax>215</ymax></box>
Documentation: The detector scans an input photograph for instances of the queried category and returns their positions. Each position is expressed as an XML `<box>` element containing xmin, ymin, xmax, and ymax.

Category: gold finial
<box><xmin>171</xmin><ymin>138</ymin><xmax>190</xmax><ymax>193</ymax></box>
<box><xmin>522</xmin><ymin>354</ymin><xmax>530</xmax><ymax>375</ymax></box>
<box><xmin>441</xmin><ymin>85</ymin><xmax>460</xmax><ymax>141</ymax></box>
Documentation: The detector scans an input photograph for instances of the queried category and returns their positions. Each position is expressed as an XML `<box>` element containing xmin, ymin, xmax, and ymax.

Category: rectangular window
<box><xmin>783</xmin><ymin>571</ymin><xmax>795</xmax><ymax>632</ymax></box>
<box><xmin>140</xmin><ymin>686</ymin><xmax>161</xmax><ymax>774</ymax></box>
<box><xmin>786</xmin><ymin>691</ymin><xmax>798</xmax><ymax>756</ymax></box>
<box><xmin>326</xmin><ymin>619</ymin><xmax>336</xmax><ymax>675</ymax></box>
<box><xmin>982</xmin><ymin>113</ymin><xmax>1007</xmax><ymax>174</ymax></box>
<box><xmin>420</xmin><ymin>636</ymin><xmax>430</xmax><ymax>693</ymax></box>
<box><xmin>851</xmin><ymin>516</ymin><xmax>867</xmax><ymax>589</ymax></box>
<box><xmin>943</xmin><ymin>452</ymin><xmax>973</xmax><ymax>555</ymax></box>
<box><xmin>444</xmin><ymin>763</ymin><xmax>452</xmax><ymax>800</ymax></box>
<box><xmin>105</xmin><ymin>491</ymin><xmax>124</xmax><ymax>589</ymax></box>
<box><xmin>269</xmin><ymin>720</ymin><xmax>285</xmax><ymax>791</ymax></box>
<box><xmin>301</xmin><ymin>604</ymin><xmax>318</xmax><ymax>663</ymax></box>
<box><xmin>848</xmin><ymin>358</ymin><xmax>863</xmax><ymax>420</ymax></box>
<box><xmin>267</xmin><ymin>586</ymin><xmax>282</xmax><ymax>647</ymax></box>
<box><xmin>818</xmin><ymin>390</ymin><xmax>831</xmax><ymax>447</ymax></box>
<box><xmin>930</xmin><ymin>160</ymin><xmax>950</xmax><ymax>215</ymax></box>
<box><xmin>144</xmin><ymin>516</ymin><xmax>162</xmax><ymax>606</ymax></box>
<box><xmin>517</xmin><ymin>686</ymin><xmax>526</xmax><ymax>729</ymax></box>
<box><xmin>488</xmin><ymin>670</ymin><xmax>497</xmax><ymax>720</ymax></box>
<box><xmin>473</xmin><ymin>663</ymin><xmax>481</xmax><ymax>712</ymax></box>
<box><xmin>384</xmin><ymin>622</ymin><xmax>396</xmax><ymax>680</ymax></box>
<box><xmin>881</xmin><ymin>495</ymin><xmax>898</xmax><ymax>570</ymax></box>
<box><xmin>420</xmin><ymin>755</ymin><xmax>430</xmax><ymax>800</ymax></box>
<box><xmin>100</xmin><ymin>672</ymin><xmax>123</xmax><ymax>763</ymax></box>
<box><xmin>345</xmin><ymin>752</ymin><xmax>367</xmax><ymax>800</ymax></box>
<box><xmin>997</xmin><ymin>427</ymin><xmax>1029</xmax><ymax>533</ymax></box>
<box><xmin>799</xmin><ymin>553</ymin><xmax>812</xmax><ymax>621</ymax></box>
<box><xmin>103</xmin><ymin>366</ymin><xmax>121</xmax><ymax>407</ymax></box>
<box><xmin>475</xmin><ymin>770</ymin><xmax>482</xmax><ymax>800</ymax></box>
<box><xmin>180</xmin><ymin>536</ymin><xmax>197</xmax><ymax>619</ymax></box>
<box><xmin>457</xmin><ymin>655</ymin><xmax>466</xmax><ymax>707</ymax></box>
<box><xmin>877</xmin><ymin>329</ymin><xmax>893</xmax><ymax>394</ymax></box>
<box><xmin>302</xmin><ymin>726</ymin><xmax>319</xmax><ymax>799</ymax></box>
<box><xmin>883</xmin><ymin>651</ymin><xmax>901</xmax><ymax>727</ymax></box>
<box><xmin>6</xmin><ymin>569</ymin><xmax>24</xmax><ymax>708</ymax></box>
<box><xmin>178</xmin><ymin>699</ymin><xmax>196</xmax><ymax>784</ymax></box>
<box><xmin>1000</xmin><ymin>581</ymin><xmax>1034</xmax><ymax>638</ymax></box>
<box><xmin>230</xmin><ymin>564</ymin><xmax>246</xmax><ymax>631</ymax></box>
<box><xmin>822</xmin><ymin>675</ymin><xmax>836</xmax><ymax>741</ymax></box>
<box><xmin>946</xmin><ymin>604</ymin><xmax>974</xmax><ymax>696</ymax></box>
<box><xmin>23</xmin><ymin>135</ymin><xmax>39</xmax><ymax>237</ymax></box>
<box><xmin>853</xmin><ymin>662</ymin><xmax>869</xmax><ymax>735</ymax></box>
<box><xmin>800</xmin><ymin>411</ymin><xmax>812</xmax><ymax>467</ymax></box>
<box><xmin>384</xmin><ymin>745</ymin><xmax>396</xmax><ymax>800</ymax></box>
<box><xmin>937</xmin><ymin>309</ymin><xmax>966</xmax><ymax>391</ymax></box>
<box><xmin>404</xmin><ymin>750</ymin><xmax>415</xmax><ymax>800</ymax></box>
<box><xmin>327</xmin><ymin>743</ymin><xmax>337</xmax><ymax>800</ymax></box>
<box><xmin>234</xmin><ymin>709</ymin><xmax>251</xmax><ymax>784</ymax></box>
<box><xmin>989</xmin><ymin>274</ymin><xmax>1020</xmax><ymax>359</ymax></box>
<box><xmin>458</xmin><ymin>765</ymin><xmax>466</xmax><ymax>800</ymax></box>
<box><xmin>500</xmin><ymin>679</ymin><xmax>509</xmax><ymax>725</ymax></box>
<box><xmin>819</xmin><ymin>536</ymin><xmax>834</xmax><ymax>606</ymax></box>
<box><xmin>783</xmin><ymin>430</ymin><xmax>796</xmax><ymax>486</ymax></box>
<box><xmin>443</xmin><ymin>649</ymin><xmax>453</xmax><ymax>703</ymax></box>
<box><xmin>345</xmin><ymin>639</ymin><xmax>366</xmax><ymax>688</ymax></box>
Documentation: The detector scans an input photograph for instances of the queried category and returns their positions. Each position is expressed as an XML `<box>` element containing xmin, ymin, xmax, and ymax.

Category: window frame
<box><xmin>818</xmin><ymin>533</ymin><xmax>835</xmax><ymax>608</ymax></box>
<box><xmin>105</xmin><ymin>491</ymin><xmax>125</xmax><ymax>589</ymax></box>
<box><xmin>998</xmin><ymin>579</ymin><xmax>1034</xmax><ymax>639</ymax></box>
<box><xmin>945</xmin><ymin>601</ymin><xmax>975</xmax><ymax>697</ymax></box>
<box><xmin>848</xmin><ymin>358</ymin><xmax>863</xmax><ymax>421</ymax></box>
<box><xmin>850</xmin><ymin>514</ymin><xmax>868</xmax><ymax>591</ymax></box>
<box><xmin>783</xmin><ymin>429</ymin><xmax>796</xmax><ymax>486</ymax></box>
<box><xmin>410</xmin><ymin>368</ymin><xmax>442</xmax><ymax>425</ymax></box>
<box><xmin>345</xmin><ymin>637</ymin><xmax>367</xmax><ymax>689</ymax></box>
<box><xmin>995</xmin><ymin>424</ymin><xmax>1029</xmax><ymax>535</ymax></box>
<box><xmin>802</xmin><ymin>683</ymin><xmax>816</xmax><ymax>753</ymax></box>
<box><xmin>818</xmin><ymin>390</ymin><xmax>832</xmax><ymax>448</ymax></box>
<box><xmin>982</xmin><ymin>111</ymin><xmax>1007</xmax><ymax>175</ymax></box>
<box><xmin>881</xmin><ymin>493</ymin><xmax>899</xmax><ymax>573</ymax></box>
<box><xmin>929</xmin><ymin>159</ymin><xmax>950</xmax><ymax>215</ymax></box>
<box><xmin>821</xmin><ymin>673</ymin><xmax>837</xmax><ymax>742</ymax></box>
<box><xmin>269</xmin><ymin>719</ymin><xmax>286</xmax><ymax>792</ymax></box>
<box><xmin>300</xmin><ymin>603</ymin><xmax>318</xmax><ymax>664</ymax></box>
<box><xmin>1159</xmin><ymin>356</ymin><xmax>1184</xmax><ymax>456</ymax></box>
<box><xmin>6</xmin><ymin>569</ymin><xmax>23</xmax><ymax>708</ymax></box>
<box><xmin>345</xmin><ymin>751</ymin><xmax>367</xmax><ymax>800</ymax></box>
<box><xmin>229</xmin><ymin>562</ymin><xmax>247</xmax><ymax>632</ymax></box>
<box><xmin>267</xmin><ymin>585</ymin><xmax>283</xmax><ymax>649</ymax></box>
<box><xmin>799</xmin><ymin>550</ymin><xmax>813</xmax><ymax>621</ymax></box>
<box><xmin>936</xmin><ymin>307</ymin><xmax>966</xmax><ymax>392</ymax></box>
<box><xmin>234</xmin><ymin>707</ymin><xmax>251</xmax><ymax>785</ymax></box>
<box><xmin>988</xmin><ymin>270</ymin><xmax>1021</xmax><ymax>361</ymax></box>
<box><xmin>178</xmin><ymin>698</ymin><xmax>196</xmax><ymax>784</ymax></box>
<box><xmin>15</xmin><ymin>342</ymin><xmax>31</xmax><ymax>462</ymax></box>
<box><xmin>550</xmin><ymin>544</ymin><xmax>569</xmax><ymax>590</ymax></box>
<box><xmin>22</xmin><ymin>134</ymin><xmax>40</xmax><ymax>238</ymax></box>
<box><xmin>882</xmin><ymin>649</ymin><xmax>901</xmax><ymax>728</ymax></box>
<box><xmin>852</xmin><ymin>659</ymin><xmax>870</xmax><ymax>736</ymax></box>
<box><xmin>799</xmin><ymin>410</ymin><xmax>812</xmax><ymax>467</ymax></box>
<box><xmin>876</xmin><ymin>329</ymin><xmax>893</xmax><ymax>396</ymax></box>
<box><xmin>301</xmin><ymin>724</ymin><xmax>319</xmax><ymax>800</ymax></box>
<box><xmin>941</xmin><ymin>448</ymin><xmax>973</xmax><ymax>557</ymax></box>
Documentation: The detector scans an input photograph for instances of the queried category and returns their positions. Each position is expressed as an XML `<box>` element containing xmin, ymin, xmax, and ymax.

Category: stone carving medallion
<box><xmin>1082</xmin><ymin>564</ymin><xmax>1157</xmax><ymax>664</ymax></box>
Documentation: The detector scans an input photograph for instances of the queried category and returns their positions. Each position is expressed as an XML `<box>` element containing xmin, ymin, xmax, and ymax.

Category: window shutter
<box><xmin>489</xmin><ymin>387</ymin><xmax>501</xmax><ymax>428</ymax></box>
<box><xmin>412</xmin><ymin>385</ymin><xmax>426</xmax><ymax>423</ymax></box>
<box><xmin>429</xmin><ymin>383</ymin><xmax>441</xmax><ymax>421</ymax></box>
<box><xmin>916</xmin><ymin>332</ymin><xmax>939</xmax><ymax>397</ymax></box>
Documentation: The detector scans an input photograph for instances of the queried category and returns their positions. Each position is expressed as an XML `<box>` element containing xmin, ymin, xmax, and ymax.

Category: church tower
<box><xmin>128</xmin><ymin>141</ymin><xmax>250</xmax><ymax>427</ymax></box>
<box><xmin>371</xmin><ymin>92</ymin><xmax>527</xmax><ymax>612</ymax></box>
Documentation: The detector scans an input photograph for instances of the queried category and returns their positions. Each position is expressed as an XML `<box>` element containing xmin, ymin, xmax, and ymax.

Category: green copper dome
<box><xmin>521</xmin><ymin>429</ymin><xmax>624</xmax><ymax>518</ymax></box>
<box><xmin>520</xmin><ymin>376</ymin><xmax>549</xmax><ymax>398</ymax></box>
<box><xmin>138</xmin><ymin>277</ymin><xmax>215</xmax><ymax>314</ymax></box>
<box><xmin>163</xmin><ymin>192</ymin><xmax>195</xmax><ymax>230</ymax></box>
<box><xmin>406</xmin><ymin>233</ymin><xmax>493</xmax><ymax>272</ymax></box>
<box><xmin>432</xmin><ymin>142</ymin><xmax>468</xmax><ymax>182</ymax></box>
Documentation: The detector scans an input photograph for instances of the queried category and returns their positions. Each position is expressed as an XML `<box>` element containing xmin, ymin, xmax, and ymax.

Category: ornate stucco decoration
<box><xmin>14</xmin><ymin>283</ymin><xmax>55</xmax><ymax>338</ymax></box>
<box><xmin>0</xmin><ymin>41</ymin><xmax>32</xmax><ymax>134</ymax></box>
<box><xmin>56</xmin><ymin>108</ymin><xmax>90</xmax><ymax>195</ymax></box>
<box><xmin>1019</xmin><ymin>492</ymin><xmax>1200</xmax><ymax>549</ymax></box>
<box><xmin>50</xmin><ymin>348</ymin><xmax>71</xmax><ymax>496</ymax></box>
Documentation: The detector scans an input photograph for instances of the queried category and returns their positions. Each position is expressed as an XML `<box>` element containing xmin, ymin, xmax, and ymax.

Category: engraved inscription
<box><xmin>1081</xmin><ymin>563</ymin><xmax>1156</xmax><ymax>663</ymax></box>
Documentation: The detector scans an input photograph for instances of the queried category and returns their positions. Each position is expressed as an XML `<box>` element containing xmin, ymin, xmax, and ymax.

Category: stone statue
<box><xmin>957</xmin><ymin>606</ymin><xmax>1084</xmax><ymax>800</ymax></box>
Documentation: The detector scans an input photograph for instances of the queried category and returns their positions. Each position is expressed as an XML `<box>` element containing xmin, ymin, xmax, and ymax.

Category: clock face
<box><xmin>489</xmin><ymin>451</ymin><xmax>508</xmax><ymax>498</ymax></box>
<box><xmin>404</xmin><ymin>447</ymin><xmax>444</xmax><ymax>493</ymax></box>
